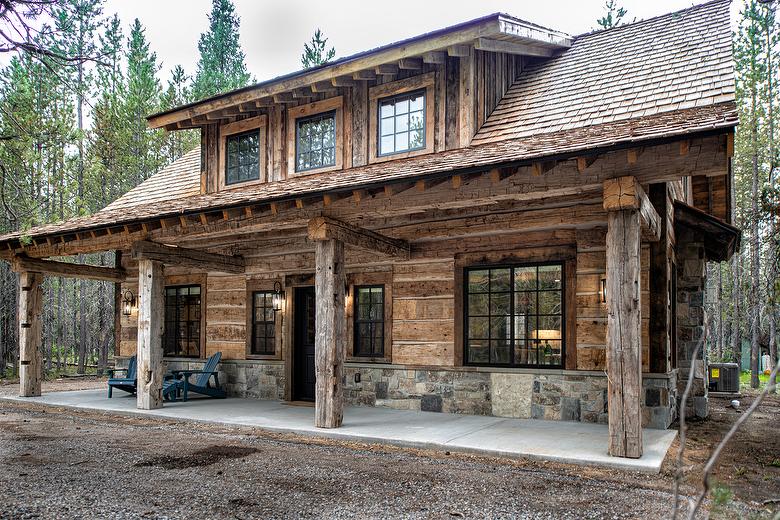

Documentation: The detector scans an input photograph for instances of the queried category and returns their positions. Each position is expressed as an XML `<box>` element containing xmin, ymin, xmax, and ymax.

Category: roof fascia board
<box><xmin>497</xmin><ymin>15</ymin><xmax>573</xmax><ymax>47</ymax></box>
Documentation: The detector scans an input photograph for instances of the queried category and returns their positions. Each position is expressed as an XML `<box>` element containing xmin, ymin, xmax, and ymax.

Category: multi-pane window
<box><xmin>378</xmin><ymin>90</ymin><xmax>425</xmax><ymax>156</ymax></box>
<box><xmin>465</xmin><ymin>264</ymin><xmax>564</xmax><ymax>368</ymax></box>
<box><xmin>295</xmin><ymin>111</ymin><xmax>336</xmax><ymax>172</ymax></box>
<box><xmin>354</xmin><ymin>286</ymin><xmax>384</xmax><ymax>357</ymax></box>
<box><xmin>251</xmin><ymin>291</ymin><xmax>275</xmax><ymax>356</ymax></box>
<box><xmin>225</xmin><ymin>130</ymin><xmax>260</xmax><ymax>185</ymax></box>
<box><xmin>163</xmin><ymin>285</ymin><xmax>201</xmax><ymax>358</ymax></box>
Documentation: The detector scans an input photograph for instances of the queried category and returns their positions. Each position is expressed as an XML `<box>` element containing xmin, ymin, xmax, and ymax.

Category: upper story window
<box><xmin>296</xmin><ymin>111</ymin><xmax>336</xmax><ymax>172</ymax></box>
<box><xmin>287</xmin><ymin>96</ymin><xmax>343</xmax><ymax>177</ymax></box>
<box><xmin>218</xmin><ymin>115</ymin><xmax>266</xmax><ymax>191</ymax></box>
<box><xmin>464</xmin><ymin>263</ymin><xmax>564</xmax><ymax>368</ymax></box>
<box><xmin>163</xmin><ymin>285</ymin><xmax>202</xmax><ymax>358</ymax></box>
<box><xmin>369</xmin><ymin>72</ymin><xmax>435</xmax><ymax>164</ymax></box>
<box><xmin>225</xmin><ymin>130</ymin><xmax>260</xmax><ymax>185</ymax></box>
<box><xmin>378</xmin><ymin>90</ymin><xmax>425</xmax><ymax>156</ymax></box>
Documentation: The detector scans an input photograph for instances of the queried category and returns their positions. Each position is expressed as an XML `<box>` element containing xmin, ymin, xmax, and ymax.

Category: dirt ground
<box><xmin>0</xmin><ymin>378</ymin><xmax>778</xmax><ymax>519</ymax></box>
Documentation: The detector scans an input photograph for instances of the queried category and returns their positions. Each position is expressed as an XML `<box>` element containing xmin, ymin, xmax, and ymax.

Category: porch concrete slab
<box><xmin>2</xmin><ymin>390</ymin><xmax>676</xmax><ymax>473</ymax></box>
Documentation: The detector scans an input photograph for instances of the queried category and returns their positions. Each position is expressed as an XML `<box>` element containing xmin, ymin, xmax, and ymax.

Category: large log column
<box><xmin>603</xmin><ymin>176</ymin><xmax>658</xmax><ymax>459</ymax></box>
<box><xmin>314</xmin><ymin>238</ymin><xmax>346</xmax><ymax>428</ymax></box>
<box><xmin>19</xmin><ymin>271</ymin><xmax>43</xmax><ymax>397</ymax></box>
<box><xmin>136</xmin><ymin>259</ymin><xmax>165</xmax><ymax>410</ymax></box>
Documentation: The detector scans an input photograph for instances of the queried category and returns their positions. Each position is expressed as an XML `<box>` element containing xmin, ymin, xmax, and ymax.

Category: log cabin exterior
<box><xmin>0</xmin><ymin>0</ymin><xmax>740</xmax><ymax>458</ymax></box>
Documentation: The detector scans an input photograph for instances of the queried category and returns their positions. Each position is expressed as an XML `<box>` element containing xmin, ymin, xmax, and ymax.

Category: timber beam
<box><xmin>11</xmin><ymin>255</ymin><xmax>126</xmax><ymax>282</ymax></box>
<box><xmin>307</xmin><ymin>216</ymin><xmax>410</xmax><ymax>260</ymax></box>
<box><xmin>131</xmin><ymin>240</ymin><xmax>245</xmax><ymax>274</ymax></box>
<box><xmin>603</xmin><ymin>176</ymin><xmax>661</xmax><ymax>242</ymax></box>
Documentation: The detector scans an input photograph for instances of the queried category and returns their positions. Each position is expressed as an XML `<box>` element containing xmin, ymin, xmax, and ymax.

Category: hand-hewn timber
<box><xmin>605</xmin><ymin>209</ymin><xmax>643</xmax><ymax>458</ymax></box>
<box><xmin>474</xmin><ymin>37</ymin><xmax>554</xmax><ymax>57</ymax></box>
<box><xmin>136</xmin><ymin>259</ymin><xmax>165</xmax><ymax>410</ymax></box>
<box><xmin>307</xmin><ymin>216</ymin><xmax>410</xmax><ymax>260</ymax></box>
<box><xmin>649</xmin><ymin>184</ymin><xmax>671</xmax><ymax>374</ymax></box>
<box><xmin>314</xmin><ymin>239</ymin><xmax>346</xmax><ymax>428</ymax></box>
<box><xmin>131</xmin><ymin>240</ymin><xmax>245</xmax><ymax>274</ymax></box>
<box><xmin>603</xmin><ymin>176</ymin><xmax>661</xmax><ymax>242</ymax></box>
<box><xmin>11</xmin><ymin>255</ymin><xmax>126</xmax><ymax>282</ymax></box>
<box><xmin>19</xmin><ymin>271</ymin><xmax>43</xmax><ymax>397</ymax></box>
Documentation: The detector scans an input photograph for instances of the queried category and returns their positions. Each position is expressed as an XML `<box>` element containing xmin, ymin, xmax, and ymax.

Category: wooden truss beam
<box><xmin>11</xmin><ymin>255</ymin><xmax>127</xmax><ymax>282</ymax></box>
<box><xmin>307</xmin><ymin>216</ymin><xmax>410</xmax><ymax>260</ymax></box>
<box><xmin>131</xmin><ymin>240</ymin><xmax>245</xmax><ymax>274</ymax></box>
<box><xmin>603</xmin><ymin>176</ymin><xmax>661</xmax><ymax>242</ymax></box>
<box><xmin>474</xmin><ymin>37</ymin><xmax>554</xmax><ymax>58</ymax></box>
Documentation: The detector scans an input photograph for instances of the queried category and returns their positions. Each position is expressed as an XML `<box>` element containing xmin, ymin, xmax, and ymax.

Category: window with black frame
<box><xmin>295</xmin><ymin>111</ymin><xmax>336</xmax><ymax>172</ymax></box>
<box><xmin>163</xmin><ymin>285</ymin><xmax>201</xmax><ymax>358</ymax></box>
<box><xmin>465</xmin><ymin>264</ymin><xmax>563</xmax><ymax>368</ymax></box>
<box><xmin>225</xmin><ymin>130</ymin><xmax>260</xmax><ymax>185</ymax></box>
<box><xmin>353</xmin><ymin>285</ymin><xmax>384</xmax><ymax>357</ymax></box>
<box><xmin>378</xmin><ymin>89</ymin><xmax>425</xmax><ymax>156</ymax></box>
<box><xmin>251</xmin><ymin>291</ymin><xmax>276</xmax><ymax>356</ymax></box>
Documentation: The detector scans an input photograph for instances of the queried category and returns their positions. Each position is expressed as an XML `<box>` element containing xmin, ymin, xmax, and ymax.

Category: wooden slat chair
<box><xmin>107</xmin><ymin>355</ymin><xmax>137</xmax><ymax>398</ymax></box>
<box><xmin>162</xmin><ymin>352</ymin><xmax>226</xmax><ymax>402</ymax></box>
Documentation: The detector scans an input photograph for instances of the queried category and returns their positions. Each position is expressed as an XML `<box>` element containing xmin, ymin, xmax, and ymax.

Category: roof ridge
<box><xmin>573</xmin><ymin>0</ymin><xmax>730</xmax><ymax>40</ymax></box>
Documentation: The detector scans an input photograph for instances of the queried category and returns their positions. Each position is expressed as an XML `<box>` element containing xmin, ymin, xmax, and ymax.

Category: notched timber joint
<box><xmin>307</xmin><ymin>216</ymin><xmax>410</xmax><ymax>260</ymax></box>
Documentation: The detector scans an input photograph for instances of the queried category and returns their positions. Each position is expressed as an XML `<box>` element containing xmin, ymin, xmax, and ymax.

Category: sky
<box><xmin>98</xmin><ymin>0</ymin><xmax>736</xmax><ymax>85</ymax></box>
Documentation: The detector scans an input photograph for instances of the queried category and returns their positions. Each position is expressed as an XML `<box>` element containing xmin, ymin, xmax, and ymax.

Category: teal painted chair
<box><xmin>162</xmin><ymin>352</ymin><xmax>226</xmax><ymax>402</ymax></box>
<box><xmin>107</xmin><ymin>355</ymin><xmax>137</xmax><ymax>398</ymax></box>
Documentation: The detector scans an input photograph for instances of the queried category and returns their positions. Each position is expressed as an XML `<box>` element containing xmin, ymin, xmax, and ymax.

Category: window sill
<box><xmin>346</xmin><ymin>356</ymin><xmax>390</xmax><ymax>364</ymax></box>
<box><xmin>371</xmin><ymin>146</ymin><xmax>433</xmax><ymax>164</ymax></box>
<box><xmin>246</xmin><ymin>354</ymin><xmax>282</xmax><ymax>361</ymax></box>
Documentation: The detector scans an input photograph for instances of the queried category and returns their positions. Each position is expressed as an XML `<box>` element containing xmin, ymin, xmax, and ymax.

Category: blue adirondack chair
<box><xmin>107</xmin><ymin>355</ymin><xmax>137</xmax><ymax>398</ymax></box>
<box><xmin>162</xmin><ymin>352</ymin><xmax>226</xmax><ymax>402</ymax></box>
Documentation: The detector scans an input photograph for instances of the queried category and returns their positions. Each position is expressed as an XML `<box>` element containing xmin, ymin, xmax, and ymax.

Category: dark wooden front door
<box><xmin>293</xmin><ymin>286</ymin><xmax>316</xmax><ymax>401</ymax></box>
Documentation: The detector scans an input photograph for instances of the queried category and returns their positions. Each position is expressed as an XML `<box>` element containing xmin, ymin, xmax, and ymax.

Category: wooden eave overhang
<box><xmin>146</xmin><ymin>13</ymin><xmax>572</xmax><ymax>130</ymax></box>
<box><xmin>674</xmin><ymin>200</ymin><xmax>741</xmax><ymax>262</ymax></box>
<box><xmin>0</xmin><ymin>102</ymin><xmax>737</xmax><ymax>259</ymax></box>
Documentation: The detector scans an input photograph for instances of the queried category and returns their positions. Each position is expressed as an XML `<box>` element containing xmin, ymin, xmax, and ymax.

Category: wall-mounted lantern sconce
<box><xmin>272</xmin><ymin>281</ymin><xmax>284</xmax><ymax>312</ymax></box>
<box><xmin>122</xmin><ymin>289</ymin><xmax>136</xmax><ymax>316</ymax></box>
<box><xmin>599</xmin><ymin>277</ymin><xmax>607</xmax><ymax>304</ymax></box>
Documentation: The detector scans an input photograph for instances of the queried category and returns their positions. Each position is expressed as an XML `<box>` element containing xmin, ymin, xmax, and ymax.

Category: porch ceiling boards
<box><xmin>0</xmin><ymin>102</ymin><xmax>736</xmax><ymax>258</ymax></box>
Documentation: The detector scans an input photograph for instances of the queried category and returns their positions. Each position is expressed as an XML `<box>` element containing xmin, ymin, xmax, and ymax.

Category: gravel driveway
<box><xmin>0</xmin><ymin>401</ymin><xmax>693</xmax><ymax>520</ymax></box>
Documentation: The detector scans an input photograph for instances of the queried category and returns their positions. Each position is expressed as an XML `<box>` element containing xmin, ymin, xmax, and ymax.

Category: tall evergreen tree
<box><xmin>191</xmin><ymin>0</ymin><xmax>252</xmax><ymax>101</ymax></box>
<box><xmin>301</xmin><ymin>29</ymin><xmax>336</xmax><ymax>69</ymax></box>
<box><xmin>160</xmin><ymin>65</ymin><xmax>198</xmax><ymax>162</ymax></box>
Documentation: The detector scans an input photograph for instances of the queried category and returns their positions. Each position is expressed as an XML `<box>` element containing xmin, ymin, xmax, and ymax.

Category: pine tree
<box><xmin>191</xmin><ymin>0</ymin><xmax>252</xmax><ymax>100</ymax></box>
<box><xmin>160</xmin><ymin>65</ymin><xmax>198</xmax><ymax>162</ymax></box>
<box><xmin>118</xmin><ymin>18</ymin><xmax>164</xmax><ymax>191</ymax></box>
<box><xmin>301</xmin><ymin>29</ymin><xmax>336</xmax><ymax>69</ymax></box>
<box><xmin>596</xmin><ymin>0</ymin><xmax>629</xmax><ymax>29</ymax></box>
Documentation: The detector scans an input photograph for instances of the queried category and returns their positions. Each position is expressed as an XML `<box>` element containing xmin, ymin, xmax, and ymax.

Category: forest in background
<box><xmin>0</xmin><ymin>0</ymin><xmax>776</xmax><ymax>389</ymax></box>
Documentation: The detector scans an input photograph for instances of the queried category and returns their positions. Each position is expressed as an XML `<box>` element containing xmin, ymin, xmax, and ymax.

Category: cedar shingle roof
<box><xmin>0</xmin><ymin>0</ymin><xmax>737</xmax><ymax>246</ymax></box>
<box><xmin>473</xmin><ymin>0</ymin><xmax>734</xmax><ymax>145</ymax></box>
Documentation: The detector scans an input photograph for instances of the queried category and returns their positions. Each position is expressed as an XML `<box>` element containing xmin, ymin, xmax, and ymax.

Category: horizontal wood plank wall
<box><xmin>575</xmin><ymin>229</ymin><xmax>651</xmax><ymax>372</ymax></box>
<box><xmin>392</xmin><ymin>260</ymin><xmax>455</xmax><ymax>366</ymax></box>
<box><xmin>206</xmin><ymin>274</ymin><xmax>246</xmax><ymax>359</ymax></box>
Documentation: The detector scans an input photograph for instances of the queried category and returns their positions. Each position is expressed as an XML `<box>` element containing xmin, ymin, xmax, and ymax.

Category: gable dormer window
<box><xmin>378</xmin><ymin>90</ymin><xmax>426</xmax><ymax>156</ymax></box>
<box><xmin>369</xmin><ymin>72</ymin><xmax>435</xmax><ymax>164</ymax></box>
<box><xmin>218</xmin><ymin>115</ymin><xmax>267</xmax><ymax>191</ymax></box>
<box><xmin>226</xmin><ymin>130</ymin><xmax>260</xmax><ymax>185</ymax></box>
<box><xmin>296</xmin><ymin>111</ymin><xmax>336</xmax><ymax>172</ymax></box>
<box><xmin>287</xmin><ymin>96</ymin><xmax>344</xmax><ymax>177</ymax></box>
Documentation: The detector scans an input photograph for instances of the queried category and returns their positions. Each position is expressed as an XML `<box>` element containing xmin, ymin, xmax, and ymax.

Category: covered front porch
<box><xmin>1</xmin><ymin>388</ymin><xmax>676</xmax><ymax>473</ymax></box>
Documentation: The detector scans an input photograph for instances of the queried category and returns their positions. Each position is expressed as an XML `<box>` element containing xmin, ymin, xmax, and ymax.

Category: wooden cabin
<box><xmin>0</xmin><ymin>0</ymin><xmax>740</xmax><ymax>459</ymax></box>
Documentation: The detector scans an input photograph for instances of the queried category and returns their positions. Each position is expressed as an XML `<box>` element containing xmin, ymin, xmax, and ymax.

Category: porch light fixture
<box><xmin>272</xmin><ymin>281</ymin><xmax>284</xmax><ymax>312</ymax></box>
<box><xmin>121</xmin><ymin>289</ymin><xmax>136</xmax><ymax>316</ymax></box>
<box><xmin>599</xmin><ymin>277</ymin><xmax>607</xmax><ymax>304</ymax></box>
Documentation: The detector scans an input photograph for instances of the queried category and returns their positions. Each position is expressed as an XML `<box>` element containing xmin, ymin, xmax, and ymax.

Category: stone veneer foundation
<box><xmin>128</xmin><ymin>358</ymin><xmax>677</xmax><ymax>430</ymax></box>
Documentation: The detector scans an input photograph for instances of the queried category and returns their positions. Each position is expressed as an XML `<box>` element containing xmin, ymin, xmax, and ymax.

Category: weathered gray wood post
<box><xmin>603</xmin><ymin>176</ymin><xmax>655</xmax><ymax>459</ymax></box>
<box><xmin>19</xmin><ymin>271</ymin><xmax>43</xmax><ymax>397</ymax></box>
<box><xmin>136</xmin><ymin>259</ymin><xmax>165</xmax><ymax>410</ymax></box>
<box><xmin>314</xmin><ymin>238</ymin><xmax>346</xmax><ymax>428</ymax></box>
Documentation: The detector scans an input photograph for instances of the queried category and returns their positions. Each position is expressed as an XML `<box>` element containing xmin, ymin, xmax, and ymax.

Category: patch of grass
<box><xmin>769</xmin><ymin>459</ymin><xmax>780</xmax><ymax>468</ymax></box>
<box><xmin>739</xmin><ymin>370</ymin><xmax>772</xmax><ymax>389</ymax></box>
<box><xmin>711</xmin><ymin>482</ymin><xmax>733</xmax><ymax>506</ymax></box>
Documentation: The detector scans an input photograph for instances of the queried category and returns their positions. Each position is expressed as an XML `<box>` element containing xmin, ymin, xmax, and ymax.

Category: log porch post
<box><xmin>314</xmin><ymin>238</ymin><xmax>346</xmax><ymax>428</ymax></box>
<box><xmin>136</xmin><ymin>258</ymin><xmax>165</xmax><ymax>410</ymax></box>
<box><xmin>19</xmin><ymin>271</ymin><xmax>43</xmax><ymax>397</ymax></box>
<box><xmin>603</xmin><ymin>176</ymin><xmax>659</xmax><ymax>459</ymax></box>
